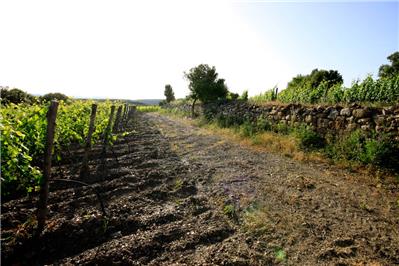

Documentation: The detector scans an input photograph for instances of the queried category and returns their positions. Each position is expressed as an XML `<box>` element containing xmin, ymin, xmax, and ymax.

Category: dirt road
<box><xmin>2</xmin><ymin>112</ymin><xmax>398</xmax><ymax>265</ymax></box>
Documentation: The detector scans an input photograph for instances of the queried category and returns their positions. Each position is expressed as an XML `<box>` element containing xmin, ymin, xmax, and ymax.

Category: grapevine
<box><xmin>1</xmin><ymin>100</ymin><xmax>122</xmax><ymax>197</ymax></box>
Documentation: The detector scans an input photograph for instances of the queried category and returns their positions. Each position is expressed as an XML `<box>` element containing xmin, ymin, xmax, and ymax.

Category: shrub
<box><xmin>223</xmin><ymin>204</ymin><xmax>236</xmax><ymax>219</ymax></box>
<box><xmin>360</xmin><ymin>136</ymin><xmax>399</xmax><ymax>170</ymax></box>
<box><xmin>325</xmin><ymin>130</ymin><xmax>399</xmax><ymax>170</ymax></box>
<box><xmin>255</xmin><ymin>115</ymin><xmax>272</xmax><ymax>131</ymax></box>
<box><xmin>215</xmin><ymin>113</ymin><xmax>244</xmax><ymax>128</ymax></box>
<box><xmin>294</xmin><ymin>125</ymin><xmax>325</xmax><ymax>151</ymax></box>
<box><xmin>240</xmin><ymin>90</ymin><xmax>248</xmax><ymax>101</ymax></box>
<box><xmin>325</xmin><ymin>130</ymin><xmax>364</xmax><ymax>161</ymax></box>
<box><xmin>273</xmin><ymin>122</ymin><xmax>290</xmax><ymax>135</ymax></box>
<box><xmin>240</xmin><ymin>120</ymin><xmax>256</xmax><ymax>137</ymax></box>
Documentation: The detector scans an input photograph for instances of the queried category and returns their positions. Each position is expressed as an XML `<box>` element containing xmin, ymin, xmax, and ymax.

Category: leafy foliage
<box><xmin>1</xmin><ymin>100</ymin><xmax>115</xmax><ymax>196</ymax></box>
<box><xmin>379</xmin><ymin>51</ymin><xmax>399</xmax><ymax>78</ymax></box>
<box><xmin>240</xmin><ymin>90</ymin><xmax>248</xmax><ymax>101</ymax></box>
<box><xmin>293</xmin><ymin>125</ymin><xmax>325</xmax><ymax>151</ymax></box>
<box><xmin>1</xmin><ymin>87</ymin><xmax>37</xmax><ymax>105</ymax></box>
<box><xmin>164</xmin><ymin>84</ymin><xmax>175</xmax><ymax>103</ymax></box>
<box><xmin>137</xmin><ymin>105</ymin><xmax>161</xmax><ymax>112</ymax></box>
<box><xmin>41</xmin><ymin>92</ymin><xmax>69</xmax><ymax>102</ymax></box>
<box><xmin>251</xmin><ymin>87</ymin><xmax>278</xmax><ymax>103</ymax></box>
<box><xmin>227</xmin><ymin>92</ymin><xmax>239</xmax><ymax>100</ymax></box>
<box><xmin>278</xmin><ymin>69</ymin><xmax>343</xmax><ymax>104</ymax></box>
<box><xmin>277</xmin><ymin>73</ymin><xmax>399</xmax><ymax>104</ymax></box>
<box><xmin>184</xmin><ymin>64</ymin><xmax>228</xmax><ymax>104</ymax></box>
<box><xmin>325</xmin><ymin>130</ymin><xmax>399</xmax><ymax>170</ymax></box>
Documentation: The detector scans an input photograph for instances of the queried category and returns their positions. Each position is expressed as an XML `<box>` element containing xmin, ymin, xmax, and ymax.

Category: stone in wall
<box><xmin>167</xmin><ymin>101</ymin><xmax>399</xmax><ymax>139</ymax></box>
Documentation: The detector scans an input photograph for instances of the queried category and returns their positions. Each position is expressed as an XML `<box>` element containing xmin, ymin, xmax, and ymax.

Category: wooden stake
<box><xmin>113</xmin><ymin>105</ymin><xmax>122</xmax><ymax>133</ymax></box>
<box><xmin>36</xmin><ymin>100</ymin><xmax>59</xmax><ymax>236</ymax></box>
<box><xmin>102</xmin><ymin>105</ymin><xmax>115</xmax><ymax>154</ymax></box>
<box><xmin>80</xmin><ymin>104</ymin><xmax>97</xmax><ymax>177</ymax></box>
<box><xmin>122</xmin><ymin>104</ymin><xmax>128</xmax><ymax>128</ymax></box>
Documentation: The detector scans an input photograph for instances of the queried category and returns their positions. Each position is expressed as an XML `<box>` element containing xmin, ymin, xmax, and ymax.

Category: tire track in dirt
<box><xmin>148</xmin><ymin>112</ymin><xmax>399</xmax><ymax>265</ymax></box>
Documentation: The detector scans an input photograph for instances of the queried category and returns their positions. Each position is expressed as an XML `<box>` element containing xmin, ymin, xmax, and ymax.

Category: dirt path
<box><xmin>1</xmin><ymin>112</ymin><xmax>398</xmax><ymax>265</ymax></box>
<box><xmin>148</xmin><ymin>112</ymin><xmax>399</xmax><ymax>265</ymax></box>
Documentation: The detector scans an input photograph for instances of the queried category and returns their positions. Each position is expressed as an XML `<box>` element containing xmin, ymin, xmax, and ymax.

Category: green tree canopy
<box><xmin>378</xmin><ymin>51</ymin><xmax>399</xmax><ymax>78</ymax></box>
<box><xmin>0</xmin><ymin>87</ymin><xmax>36</xmax><ymax>105</ymax></box>
<box><xmin>164</xmin><ymin>84</ymin><xmax>175</xmax><ymax>103</ymax></box>
<box><xmin>41</xmin><ymin>92</ymin><xmax>69</xmax><ymax>102</ymax></box>
<box><xmin>184</xmin><ymin>64</ymin><xmax>228</xmax><ymax>116</ymax></box>
<box><xmin>280</xmin><ymin>69</ymin><xmax>343</xmax><ymax>104</ymax></box>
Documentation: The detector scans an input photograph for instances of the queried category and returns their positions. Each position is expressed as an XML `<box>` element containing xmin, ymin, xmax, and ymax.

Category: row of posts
<box><xmin>36</xmin><ymin>101</ymin><xmax>136</xmax><ymax>235</ymax></box>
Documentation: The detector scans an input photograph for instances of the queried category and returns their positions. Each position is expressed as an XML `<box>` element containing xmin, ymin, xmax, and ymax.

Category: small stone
<box><xmin>328</xmin><ymin>110</ymin><xmax>339</xmax><ymax>120</ymax></box>
<box><xmin>353</xmin><ymin>108</ymin><xmax>370</xmax><ymax>118</ymax></box>
<box><xmin>347</xmin><ymin>123</ymin><xmax>358</xmax><ymax>131</ymax></box>
<box><xmin>111</xmin><ymin>231</ymin><xmax>122</xmax><ymax>238</ymax></box>
<box><xmin>358</xmin><ymin>118</ymin><xmax>371</xmax><ymax>124</ymax></box>
<box><xmin>361</xmin><ymin>125</ymin><xmax>371</xmax><ymax>131</ymax></box>
<box><xmin>340</xmin><ymin>108</ymin><xmax>352</xmax><ymax>116</ymax></box>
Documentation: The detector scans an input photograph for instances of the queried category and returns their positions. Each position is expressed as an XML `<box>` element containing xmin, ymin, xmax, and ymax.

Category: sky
<box><xmin>0</xmin><ymin>0</ymin><xmax>398</xmax><ymax>100</ymax></box>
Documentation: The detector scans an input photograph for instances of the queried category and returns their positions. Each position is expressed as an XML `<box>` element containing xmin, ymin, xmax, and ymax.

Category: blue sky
<box><xmin>0</xmin><ymin>0</ymin><xmax>398</xmax><ymax>99</ymax></box>
<box><xmin>235</xmin><ymin>1</ymin><xmax>399</xmax><ymax>86</ymax></box>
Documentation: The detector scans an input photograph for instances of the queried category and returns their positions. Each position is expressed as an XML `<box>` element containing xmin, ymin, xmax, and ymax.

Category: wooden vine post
<box><xmin>102</xmin><ymin>105</ymin><xmax>115</xmax><ymax>155</ymax></box>
<box><xmin>80</xmin><ymin>104</ymin><xmax>97</xmax><ymax>177</ymax></box>
<box><xmin>36</xmin><ymin>100</ymin><xmax>59</xmax><ymax>236</ymax></box>
<box><xmin>123</xmin><ymin>103</ymin><xmax>128</xmax><ymax>127</ymax></box>
<box><xmin>113</xmin><ymin>105</ymin><xmax>122</xmax><ymax>133</ymax></box>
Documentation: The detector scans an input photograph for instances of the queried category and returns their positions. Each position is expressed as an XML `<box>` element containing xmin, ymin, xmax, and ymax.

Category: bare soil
<box><xmin>1</xmin><ymin>112</ymin><xmax>398</xmax><ymax>265</ymax></box>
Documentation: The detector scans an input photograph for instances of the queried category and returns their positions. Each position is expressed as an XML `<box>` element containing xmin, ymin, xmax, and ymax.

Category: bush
<box><xmin>240</xmin><ymin>90</ymin><xmax>248</xmax><ymax>101</ymax></box>
<box><xmin>361</xmin><ymin>136</ymin><xmax>399</xmax><ymax>170</ymax></box>
<box><xmin>325</xmin><ymin>130</ymin><xmax>399</xmax><ymax>170</ymax></box>
<box><xmin>240</xmin><ymin>120</ymin><xmax>256</xmax><ymax>137</ymax></box>
<box><xmin>255</xmin><ymin>115</ymin><xmax>272</xmax><ymax>131</ymax></box>
<box><xmin>273</xmin><ymin>122</ymin><xmax>290</xmax><ymax>135</ymax></box>
<box><xmin>326</xmin><ymin>130</ymin><xmax>364</xmax><ymax>161</ymax></box>
<box><xmin>294</xmin><ymin>125</ymin><xmax>325</xmax><ymax>151</ymax></box>
<box><xmin>215</xmin><ymin>113</ymin><xmax>244</xmax><ymax>128</ymax></box>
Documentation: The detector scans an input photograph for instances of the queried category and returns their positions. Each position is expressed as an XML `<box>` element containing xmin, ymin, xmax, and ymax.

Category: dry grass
<box><xmin>242</xmin><ymin>207</ymin><xmax>271</xmax><ymax>236</ymax></box>
<box><xmin>196</xmin><ymin>122</ymin><xmax>326</xmax><ymax>164</ymax></box>
<box><xmin>159</xmin><ymin>110</ymin><xmax>397</xmax><ymax>183</ymax></box>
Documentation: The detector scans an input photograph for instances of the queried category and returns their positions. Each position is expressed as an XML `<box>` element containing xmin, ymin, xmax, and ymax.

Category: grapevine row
<box><xmin>0</xmin><ymin>100</ymin><xmax>134</xmax><ymax>197</ymax></box>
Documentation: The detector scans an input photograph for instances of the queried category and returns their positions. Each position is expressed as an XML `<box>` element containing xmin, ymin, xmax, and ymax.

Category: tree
<box><xmin>280</xmin><ymin>69</ymin><xmax>343</xmax><ymax>104</ymax></box>
<box><xmin>164</xmin><ymin>84</ymin><xmax>175</xmax><ymax>103</ymax></box>
<box><xmin>240</xmin><ymin>90</ymin><xmax>248</xmax><ymax>101</ymax></box>
<box><xmin>379</xmin><ymin>51</ymin><xmax>399</xmax><ymax>78</ymax></box>
<box><xmin>308</xmin><ymin>69</ymin><xmax>343</xmax><ymax>89</ymax></box>
<box><xmin>0</xmin><ymin>87</ymin><xmax>36</xmax><ymax>105</ymax></box>
<box><xmin>184</xmin><ymin>64</ymin><xmax>228</xmax><ymax>116</ymax></box>
<box><xmin>228</xmin><ymin>92</ymin><xmax>239</xmax><ymax>100</ymax></box>
<box><xmin>41</xmin><ymin>92</ymin><xmax>68</xmax><ymax>102</ymax></box>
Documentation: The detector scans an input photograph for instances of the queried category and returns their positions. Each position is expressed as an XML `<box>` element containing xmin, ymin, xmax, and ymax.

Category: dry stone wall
<box><xmin>170</xmin><ymin>101</ymin><xmax>399</xmax><ymax>139</ymax></box>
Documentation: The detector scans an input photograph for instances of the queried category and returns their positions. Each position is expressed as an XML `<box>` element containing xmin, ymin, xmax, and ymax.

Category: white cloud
<box><xmin>0</xmin><ymin>0</ymin><xmax>292</xmax><ymax>99</ymax></box>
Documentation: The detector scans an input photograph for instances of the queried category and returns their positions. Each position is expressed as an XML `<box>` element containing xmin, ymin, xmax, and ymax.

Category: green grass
<box><xmin>137</xmin><ymin>105</ymin><xmax>160</xmax><ymax>112</ymax></box>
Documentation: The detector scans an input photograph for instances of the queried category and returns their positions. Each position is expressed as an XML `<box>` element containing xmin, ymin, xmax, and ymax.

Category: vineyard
<box><xmin>1</xmin><ymin>100</ymin><xmax>131</xmax><ymax>198</ymax></box>
<box><xmin>251</xmin><ymin>74</ymin><xmax>399</xmax><ymax>105</ymax></box>
<box><xmin>1</xmin><ymin>101</ymin><xmax>399</xmax><ymax>265</ymax></box>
